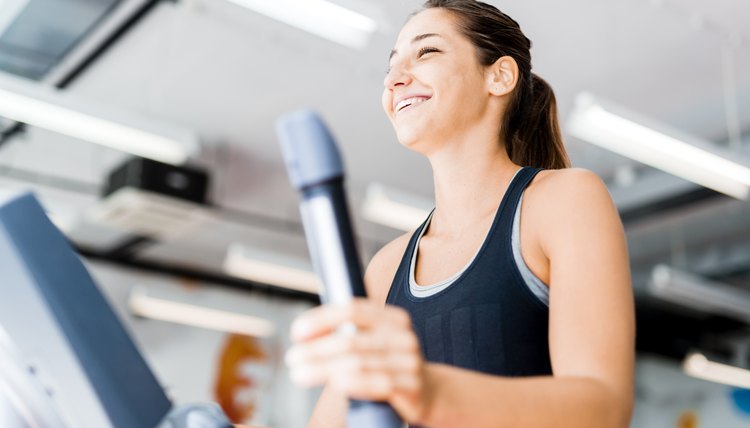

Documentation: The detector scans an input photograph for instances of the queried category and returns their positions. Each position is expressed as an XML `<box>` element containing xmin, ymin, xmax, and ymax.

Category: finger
<box><xmin>289</xmin><ymin>360</ymin><xmax>333</xmax><ymax>386</ymax></box>
<box><xmin>383</xmin><ymin>306</ymin><xmax>412</xmax><ymax>329</ymax></box>
<box><xmin>292</xmin><ymin>299</ymin><xmax>396</xmax><ymax>341</ymax></box>
<box><xmin>290</xmin><ymin>352</ymin><xmax>391</xmax><ymax>387</ymax></box>
<box><xmin>330</xmin><ymin>369</ymin><xmax>421</xmax><ymax>400</ymax></box>
<box><xmin>288</xmin><ymin>322</ymin><xmax>419</xmax><ymax>368</ymax></box>
<box><xmin>290</xmin><ymin>344</ymin><xmax>421</xmax><ymax>380</ymax></box>
<box><xmin>286</xmin><ymin>330</ymin><xmax>391</xmax><ymax>367</ymax></box>
<box><xmin>382</xmin><ymin>328</ymin><xmax>420</xmax><ymax>353</ymax></box>
<box><xmin>292</xmin><ymin>352</ymin><xmax>424</xmax><ymax>401</ymax></box>
<box><xmin>331</xmin><ymin>371</ymin><xmax>394</xmax><ymax>401</ymax></box>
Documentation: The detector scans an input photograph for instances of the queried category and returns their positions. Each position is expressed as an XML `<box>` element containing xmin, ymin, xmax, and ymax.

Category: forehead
<box><xmin>394</xmin><ymin>8</ymin><xmax>460</xmax><ymax>46</ymax></box>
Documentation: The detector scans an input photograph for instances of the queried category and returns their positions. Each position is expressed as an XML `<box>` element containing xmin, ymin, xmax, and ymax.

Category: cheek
<box><xmin>381</xmin><ymin>90</ymin><xmax>391</xmax><ymax>116</ymax></box>
<box><xmin>444</xmin><ymin>73</ymin><xmax>487</xmax><ymax>112</ymax></box>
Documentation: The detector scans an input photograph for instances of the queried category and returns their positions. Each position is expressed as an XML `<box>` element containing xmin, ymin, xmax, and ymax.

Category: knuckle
<box><xmin>389</xmin><ymin>307</ymin><xmax>411</xmax><ymax>326</ymax></box>
<box><xmin>405</xmin><ymin>356</ymin><xmax>421</xmax><ymax>372</ymax></box>
<box><xmin>400</xmin><ymin>332</ymin><xmax>420</xmax><ymax>351</ymax></box>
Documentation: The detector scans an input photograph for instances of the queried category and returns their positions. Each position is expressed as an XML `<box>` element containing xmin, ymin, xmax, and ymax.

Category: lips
<box><xmin>394</xmin><ymin>94</ymin><xmax>432</xmax><ymax>113</ymax></box>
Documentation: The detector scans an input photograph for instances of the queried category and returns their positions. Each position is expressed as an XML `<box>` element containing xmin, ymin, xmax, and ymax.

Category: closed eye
<box><xmin>417</xmin><ymin>46</ymin><xmax>440</xmax><ymax>58</ymax></box>
<box><xmin>385</xmin><ymin>47</ymin><xmax>441</xmax><ymax>75</ymax></box>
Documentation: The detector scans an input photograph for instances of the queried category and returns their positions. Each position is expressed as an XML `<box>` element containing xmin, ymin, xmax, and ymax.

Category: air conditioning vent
<box><xmin>87</xmin><ymin>188</ymin><xmax>210</xmax><ymax>240</ymax></box>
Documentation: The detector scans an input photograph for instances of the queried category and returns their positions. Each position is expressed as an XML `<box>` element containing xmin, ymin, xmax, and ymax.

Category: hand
<box><xmin>285</xmin><ymin>298</ymin><xmax>431</xmax><ymax>423</ymax></box>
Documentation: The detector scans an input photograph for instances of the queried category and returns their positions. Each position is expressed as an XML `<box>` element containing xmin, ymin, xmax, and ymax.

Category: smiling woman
<box><xmin>286</xmin><ymin>1</ymin><xmax>635</xmax><ymax>427</ymax></box>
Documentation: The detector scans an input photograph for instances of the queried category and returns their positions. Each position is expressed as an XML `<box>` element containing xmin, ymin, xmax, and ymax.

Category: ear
<box><xmin>486</xmin><ymin>56</ymin><xmax>519</xmax><ymax>96</ymax></box>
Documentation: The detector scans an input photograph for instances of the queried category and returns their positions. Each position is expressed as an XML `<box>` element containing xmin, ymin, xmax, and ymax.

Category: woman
<box><xmin>285</xmin><ymin>1</ymin><xmax>635</xmax><ymax>427</ymax></box>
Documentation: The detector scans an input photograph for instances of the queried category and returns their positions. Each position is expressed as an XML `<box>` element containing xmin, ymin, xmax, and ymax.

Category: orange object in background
<box><xmin>214</xmin><ymin>334</ymin><xmax>268</xmax><ymax>423</ymax></box>
<box><xmin>676</xmin><ymin>410</ymin><xmax>699</xmax><ymax>428</ymax></box>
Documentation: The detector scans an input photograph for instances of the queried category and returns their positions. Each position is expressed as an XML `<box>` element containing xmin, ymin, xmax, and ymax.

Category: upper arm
<box><xmin>364</xmin><ymin>232</ymin><xmax>412</xmax><ymax>306</ymax></box>
<box><xmin>539</xmin><ymin>169</ymin><xmax>635</xmax><ymax>416</ymax></box>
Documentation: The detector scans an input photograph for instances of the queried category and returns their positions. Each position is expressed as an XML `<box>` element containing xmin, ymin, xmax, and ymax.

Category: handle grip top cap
<box><xmin>276</xmin><ymin>109</ymin><xmax>344</xmax><ymax>191</ymax></box>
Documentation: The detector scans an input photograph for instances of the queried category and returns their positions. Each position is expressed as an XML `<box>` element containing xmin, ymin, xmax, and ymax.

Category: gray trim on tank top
<box><xmin>409</xmin><ymin>191</ymin><xmax>550</xmax><ymax>306</ymax></box>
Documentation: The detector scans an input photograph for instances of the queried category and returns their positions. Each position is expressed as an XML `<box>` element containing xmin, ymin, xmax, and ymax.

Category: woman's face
<box><xmin>382</xmin><ymin>8</ymin><xmax>493</xmax><ymax>152</ymax></box>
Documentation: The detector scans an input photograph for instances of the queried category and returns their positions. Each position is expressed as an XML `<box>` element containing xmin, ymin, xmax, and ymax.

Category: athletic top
<box><xmin>385</xmin><ymin>167</ymin><xmax>553</xmax><ymax>382</ymax></box>
<box><xmin>408</xmin><ymin>171</ymin><xmax>550</xmax><ymax>306</ymax></box>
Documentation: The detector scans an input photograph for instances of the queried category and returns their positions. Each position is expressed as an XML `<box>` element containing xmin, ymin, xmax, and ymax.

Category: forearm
<box><xmin>418</xmin><ymin>363</ymin><xmax>631</xmax><ymax>428</ymax></box>
<box><xmin>307</xmin><ymin>383</ymin><xmax>347</xmax><ymax>428</ymax></box>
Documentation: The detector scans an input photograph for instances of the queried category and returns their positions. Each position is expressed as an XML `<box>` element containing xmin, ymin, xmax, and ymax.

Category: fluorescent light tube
<box><xmin>224</xmin><ymin>243</ymin><xmax>321</xmax><ymax>294</ymax></box>
<box><xmin>683</xmin><ymin>352</ymin><xmax>750</xmax><ymax>389</ymax></box>
<box><xmin>567</xmin><ymin>92</ymin><xmax>750</xmax><ymax>200</ymax></box>
<box><xmin>361</xmin><ymin>182</ymin><xmax>432</xmax><ymax>231</ymax></box>
<box><xmin>0</xmin><ymin>73</ymin><xmax>198</xmax><ymax>165</ymax></box>
<box><xmin>129</xmin><ymin>287</ymin><xmax>276</xmax><ymax>337</ymax></box>
<box><xmin>649</xmin><ymin>264</ymin><xmax>750</xmax><ymax>323</ymax></box>
<box><xmin>225</xmin><ymin>0</ymin><xmax>377</xmax><ymax>50</ymax></box>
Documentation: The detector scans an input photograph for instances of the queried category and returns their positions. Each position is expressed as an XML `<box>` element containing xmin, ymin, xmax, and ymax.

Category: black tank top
<box><xmin>385</xmin><ymin>167</ymin><xmax>552</xmax><ymax>378</ymax></box>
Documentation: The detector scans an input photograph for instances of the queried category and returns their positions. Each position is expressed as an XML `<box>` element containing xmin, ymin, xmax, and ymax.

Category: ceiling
<box><xmin>1</xmin><ymin>0</ymin><xmax>749</xmax><ymax>350</ymax></box>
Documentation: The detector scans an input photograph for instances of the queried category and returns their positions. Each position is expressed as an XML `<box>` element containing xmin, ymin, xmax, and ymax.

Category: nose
<box><xmin>384</xmin><ymin>63</ymin><xmax>412</xmax><ymax>90</ymax></box>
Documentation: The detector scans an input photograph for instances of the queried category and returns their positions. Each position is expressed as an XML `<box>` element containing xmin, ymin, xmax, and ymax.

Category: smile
<box><xmin>395</xmin><ymin>96</ymin><xmax>431</xmax><ymax>113</ymax></box>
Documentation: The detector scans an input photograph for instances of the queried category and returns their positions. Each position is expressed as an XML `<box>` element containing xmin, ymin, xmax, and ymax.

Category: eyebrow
<box><xmin>389</xmin><ymin>33</ymin><xmax>442</xmax><ymax>60</ymax></box>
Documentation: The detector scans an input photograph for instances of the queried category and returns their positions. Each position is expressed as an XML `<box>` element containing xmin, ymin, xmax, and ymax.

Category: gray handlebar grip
<box><xmin>276</xmin><ymin>109</ymin><xmax>343</xmax><ymax>191</ymax></box>
<box><xmin>277</xmin><ymin>109</ymin><xmax>403</xmax><ymax>428</ymax></box>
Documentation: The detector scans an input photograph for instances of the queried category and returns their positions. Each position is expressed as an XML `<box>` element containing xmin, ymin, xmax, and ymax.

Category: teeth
<box><xmin>396</xmin><ymin>96</ymin><xmax>429</xmax><ymax>112</ymax></box>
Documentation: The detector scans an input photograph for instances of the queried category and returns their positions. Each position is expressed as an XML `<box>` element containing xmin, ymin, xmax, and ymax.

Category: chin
<box><xmin>391</xmin><ymin>112</ymin><xmax>440</xmax><ymax>154</ymax></box>
<box><xmin>395</xmin><ymin>127</ymin><xmax>431</xmax><ymax>154</ymax></box>
<box><xmin>394</xmin><ymin>124</ymin><xmax>419</xmax><ymax>145</ymax></box>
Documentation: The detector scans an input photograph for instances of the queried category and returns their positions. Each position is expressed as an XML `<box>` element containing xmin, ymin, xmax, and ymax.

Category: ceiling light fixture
<box><xmin>0</xmin><ymin>73</ymin><xmax>198</xmax><ymax>165</ymax></box>
<box><xmin>361</xmin><ymin>182</ymin><xmax>432</xmax><ymax>231</ymax></box>
<box><xmin>129</xmin><ymin>287</ymin><xmax>276</xmax><ymax>337</ymax></box>
<box><xmin>225</xmin><ymin>0</ymin><xmax>377</xmax><ymax>50</ymax></box>
<box><xmin>567</xmin><ymin>92</ymin><xmax>750</xmax><ymax>200</ymax></box>
<box><xmin>649</xmin><ymin>264</ymin><xmax>750</xmax><ymax>323</ymax></box>
<box><xmin>683</xmin><ymin>352</ymin><xmax>750</xmax><ymax>389</ymax></box>
<box><xmin>223</xmin><ymin>243</ymin><xmax>321</xmax><ymax>294</ymax></box>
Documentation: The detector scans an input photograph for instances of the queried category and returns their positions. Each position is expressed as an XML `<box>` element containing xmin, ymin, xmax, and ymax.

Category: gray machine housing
<box><xmin>0</xmin><ymin>190</ymin><xmax>231</xmax><ymax>428</ymax></box>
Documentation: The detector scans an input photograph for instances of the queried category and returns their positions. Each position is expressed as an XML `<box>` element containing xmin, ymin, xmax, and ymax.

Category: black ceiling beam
<box><xmin>0</xmin><ymin>122</ymin><xmax>26</xmax><ymax>148</ymax></box>
<box><xmin>620</xmin><ymin>186</ymin><xmax>726</xmax><ymax>226</ymax></box>
<box><xmin>634</xmin><ymin>297</ymin><xmax>747</xmax><ymax>360</ymax></box>
<box><xmin>76</xmin><ymin>245</ymin><xmax>321</xmax><ymax>305</ymax></box>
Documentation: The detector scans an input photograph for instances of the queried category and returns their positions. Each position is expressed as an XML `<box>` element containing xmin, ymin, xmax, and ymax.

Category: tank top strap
<box><xmin>386</xmin><ymin>208</ymin><xmax>433</xmax><ymax>303</ymax></box>
<box><xmin>492</xmin><ymin>166</ymin><xmax>543</xmax><ymax>240</ymax></box>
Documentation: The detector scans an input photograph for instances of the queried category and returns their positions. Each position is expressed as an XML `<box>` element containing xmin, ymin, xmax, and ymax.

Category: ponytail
<box><xmin>503</xmin><ymin>73</ymin><xmax>570</xmax><ymax>169</ymax></box>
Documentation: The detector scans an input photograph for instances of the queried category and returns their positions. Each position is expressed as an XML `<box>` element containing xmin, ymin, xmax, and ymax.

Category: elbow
<box><xmin>589</xmin><ymin>380</ymin><xmax>633</xmax><ymax>428</ymax></box>
<box><xmin>559</xmin><ymin>376</ymin><xmax>632</xmax><ymax>428</ymax></box>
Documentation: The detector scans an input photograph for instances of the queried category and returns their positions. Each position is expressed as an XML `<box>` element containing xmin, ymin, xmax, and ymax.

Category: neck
<box><xmin>425</xmin><ymin>126</ymin><xmax>519</xmax><ymax>239</ymax></box>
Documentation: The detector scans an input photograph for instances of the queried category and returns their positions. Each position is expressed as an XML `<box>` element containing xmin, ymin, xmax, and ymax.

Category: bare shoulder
<box><xmin>530</xmin><ymin>167</ymin><xmax>609</xmax><ymax>199</ymax></box>
<box><xmin>364</xmin><ymin>231</ymin><xmax>413</xmax><ymax>306</ymax></box>
<box><xmin>526</xmin><ymin>167</ymin><xmax>615</xmax><ymax>214</ymax></box>
<box><xmin>526</xmin><ymin>167</ymin><xmax>622</xmax><ymax>251</ymax></box>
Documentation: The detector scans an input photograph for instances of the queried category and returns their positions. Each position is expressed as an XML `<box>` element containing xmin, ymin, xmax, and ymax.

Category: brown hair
<box><xmin>422</xmin><ymin>0</ymin><xmax>570</xmax><ymax>169</ymax></box>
